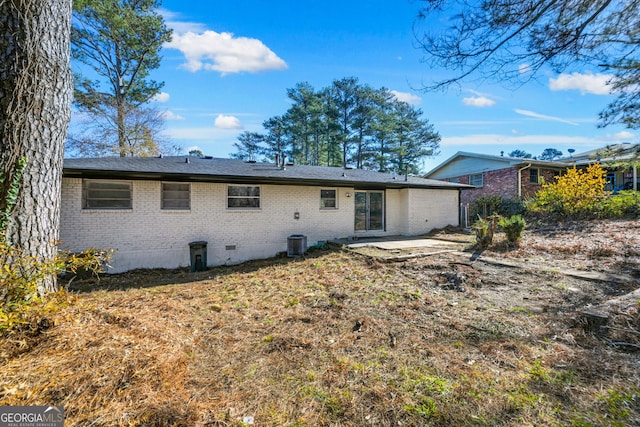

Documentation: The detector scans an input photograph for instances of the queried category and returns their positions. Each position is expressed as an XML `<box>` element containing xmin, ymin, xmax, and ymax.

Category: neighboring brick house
<box><xmin>61</xmin><ymin>156</ymin><xmax>468</xmax><ymax>273</ymax></box>
<box><xmin>424</xmin><ymin>152</ymin><xmax>566</xmax><ymax>207</ymax></box>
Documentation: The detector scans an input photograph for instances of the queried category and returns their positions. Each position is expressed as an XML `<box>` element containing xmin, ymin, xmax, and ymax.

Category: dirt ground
<box><xmin>351</xmin><ymin>218</ymin><xmax>640</xmax><ymax>315</ymax></box>
<box><xmin>1</xmin><ymin>219</ymin><xmax>639</xmax><ymax>426</ymax></box>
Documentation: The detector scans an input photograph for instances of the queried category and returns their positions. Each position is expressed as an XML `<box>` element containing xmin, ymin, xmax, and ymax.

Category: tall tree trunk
<box><xmin>117</xmin><ymin>96</ymin><xmax>127</xmax><ymax>156</ymax></box>
<box><xmin>0</xmin><ymin>0</ymin><xmax>73</xmax><ymax>293</ymax></box>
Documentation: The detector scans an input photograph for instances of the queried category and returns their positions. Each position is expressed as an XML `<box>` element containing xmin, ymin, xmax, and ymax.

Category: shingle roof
<box><xmin>424</xmin><ymin>151</ymin><xmax>568</xmax><ymax>178</ymax></box>
<box><xmin>63</xmin><ymin>156</ymin><xmax>469</xmax><ymax>190</ymax></box>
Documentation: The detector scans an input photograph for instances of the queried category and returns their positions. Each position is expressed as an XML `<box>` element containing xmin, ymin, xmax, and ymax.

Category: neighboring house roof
<box><xmin>559</xmin><ymin>143</ymin><xmax>639</xmax><ymax>165</ymax></box>
<box><xmin>63</xmin><ymin>156</ymin><xmax>470</xmax><ymax>190</ymax></box>
<box><xmin>425</xmin><ymin>151</ymin><xmax>565</xmax><ymax>180</ymax></box>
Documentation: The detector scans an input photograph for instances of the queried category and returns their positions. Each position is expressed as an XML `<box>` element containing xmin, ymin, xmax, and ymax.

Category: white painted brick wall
<box><xmin>60</xmin><ymin>178</ymin><xmax>459</xmax><ymax>272</ymax></box>
<box><xmin>404</xmin><ymin>188</ymin><xmax>460</xmax><ymax>234</ymax></box>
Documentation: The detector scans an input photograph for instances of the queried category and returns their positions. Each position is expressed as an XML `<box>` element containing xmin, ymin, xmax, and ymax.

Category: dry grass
<box><xmin>1</xmin><ymin>219</ymin><xmax>639</xmax><ymax>426</ymax></box>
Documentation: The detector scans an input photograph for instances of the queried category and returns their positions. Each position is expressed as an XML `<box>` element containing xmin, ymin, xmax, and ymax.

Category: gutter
<box><xmin>62</xmin><ymin>168</ymin><xmax>470</xmax><ymax>191</ymax></box>
<box><xmin>517</xmin><ymin>163</ymin><xmax>532</xmax><ymax>199</ymax></box>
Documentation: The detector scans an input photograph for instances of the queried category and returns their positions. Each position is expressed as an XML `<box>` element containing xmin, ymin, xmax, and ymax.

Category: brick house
<box><xmin>61</xmin><ymin>156</ymin><xmax>468</xmax><ymax>273</ymax></box>
<box><xmin>424</xmin><ymin>152</ymin><xmax>566</xmax><ymax>207</ymax></box>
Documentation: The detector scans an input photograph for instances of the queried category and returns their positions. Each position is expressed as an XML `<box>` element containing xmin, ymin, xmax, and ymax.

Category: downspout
<box><xmin>517</xmin><ymin>163</ymin><xmax>532</xmax><ymax>199</ymax></box>
<box><xmin>457</xmin><ymin>188</ymin><xmax>462</xmax><ymax>228</ymax></box>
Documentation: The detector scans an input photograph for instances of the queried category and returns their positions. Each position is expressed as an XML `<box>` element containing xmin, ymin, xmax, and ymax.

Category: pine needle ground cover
<box><xmin>1</xmin><ymin>219</ymin><xmax>639</xmax><ymax>426</ymax></box>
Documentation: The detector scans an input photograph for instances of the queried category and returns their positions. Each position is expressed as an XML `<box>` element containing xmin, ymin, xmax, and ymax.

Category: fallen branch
<box><xmin>608</xmin><ymin>342</ymin><xmax>640</xmax><ymax>352</ymax></box>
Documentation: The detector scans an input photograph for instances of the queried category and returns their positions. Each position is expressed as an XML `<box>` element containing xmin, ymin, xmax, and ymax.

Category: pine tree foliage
<box><xmin>71</xmin><ymin>0</ymin><xmax>172</xmax><ymax>157</ymax></box>
<box><xmin>416</xmin><ymin>0</ymin><xmax>640</xmax><ymax>128</ymax></box>
<box><xmin>231</xmin><ymin>78</ymin><xmax>440</xmax><ymax>174</ymax></box>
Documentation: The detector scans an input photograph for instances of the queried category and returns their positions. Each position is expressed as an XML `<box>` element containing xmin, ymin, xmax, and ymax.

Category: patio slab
<box><xmin>331</xmin><ymin>235</ymin><xmax>469</xmax><ymax>251</ymax></box>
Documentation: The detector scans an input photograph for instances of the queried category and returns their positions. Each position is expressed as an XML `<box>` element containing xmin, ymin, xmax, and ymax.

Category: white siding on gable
<box><xmin>427</xmin><ymin>156</ymin><xmax>514</xmax><ymax>180</ymax></box>
<box><xmin>60</xmin><ymin>178</ymin><xmax>460</xmax><ymax>272</ymax></box>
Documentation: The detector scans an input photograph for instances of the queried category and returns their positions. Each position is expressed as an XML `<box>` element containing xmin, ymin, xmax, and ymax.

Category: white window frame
<box><xmin>320</xmin><ymin>188</ymin><xmax>338</xmax><ymax>210</ymax></box>
<box><xmin>83</xmin><ymin>179</ymin><xmax>132</xmax><ymax>210</ymax></box>
<box><xmin>227</xmin><ymin>185</ymin><xmax>261</xmax><ymax>209</ymax></box>
<box><xmin>469</xmin><ymin>173</ymin><xmax>483</xmax><ymax>188</ymax></box>
<box><xmin>161</xmin><ymin>182</ymin><xmax>190</xmax><ymax>210</ymax></box>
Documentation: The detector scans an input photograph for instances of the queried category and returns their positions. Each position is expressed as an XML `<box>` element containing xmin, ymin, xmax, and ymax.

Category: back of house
<box><xmin>61</xmin><ymin>156</ymin><xmax>467</xmax><ymax>273</ymax></box>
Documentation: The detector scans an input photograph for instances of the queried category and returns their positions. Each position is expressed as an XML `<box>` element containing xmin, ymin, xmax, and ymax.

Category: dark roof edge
<box><xmin>63</xmin><ymin>168</ymin><xmax>470</xmax><ymax>190</ymax></box>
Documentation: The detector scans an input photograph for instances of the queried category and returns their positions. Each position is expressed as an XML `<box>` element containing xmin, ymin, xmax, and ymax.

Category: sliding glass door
<box><xmin>354</xmin><ymin>191</ymin><xmax>384</xmax><ymax>231</ymax></box>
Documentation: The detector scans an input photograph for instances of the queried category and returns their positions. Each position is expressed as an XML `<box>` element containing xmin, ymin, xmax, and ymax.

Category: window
<box><xmin>320</xmin><ymin>189</ymin><xmax>337</xmax><ymax>209</ymax></box>
<box><xmin>83</xmin><ymin>180</ymin><xmax>132</xmax><ymax>209</ymax></box>
<box><xmin>469</xmin><ymin>173</ymin><xmax>483</xmax><ymax>187</ymax></box>
<box><xmin>448</xmin><ymin>177</ymin><xmax>460</xmax><ymax>183</ymax></box>
<box><xmin>162</xmin><ymin>182</ymin><xmax>190</xmax><ymax>210</ymax></box>
<box><xmin>530</xmin><ymin>168</ymin><xmax>539</xmax><ymax>184</ymax></box>
<box><xmin>227</xmin><ymin>185</ymin><xmax>260</xmax><ymax>209</ymax></box>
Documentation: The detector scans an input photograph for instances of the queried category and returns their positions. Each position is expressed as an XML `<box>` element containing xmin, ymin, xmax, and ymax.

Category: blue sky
<box><xmin>139</xmin><ymin>0</ymin><xmax>636</xmax><ymax>172</ymax></box>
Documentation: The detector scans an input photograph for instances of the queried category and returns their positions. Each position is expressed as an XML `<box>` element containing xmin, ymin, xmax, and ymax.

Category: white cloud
<box><xmin>160</xmin><ymin>9</ymin><xmax>207</xmax><ymax>34</ymax></box>
<box><xmin>152</xmin><ymin>92</ymin><xmax>170</xmax><ymax>103</ymax></box>
<box><xmin>440</xmin><ymin>133</ymin><xmax>598</xmax><ymax>147</ymax></box>
<box><xmin>162</xmin><ymin>110</ymin><xmax>185</xmax><ymax>121</ymax></box>
<box><xmin>462</xmin><ymin>96</ymin><xmax>495</xmax><ymax>107</ymax></box>
<box><xmin>164</xmin><ymin>126</ymin><xmax>239</xmax><ymax>141</ymax></box>
<box><xmin>165</xmin><ymin>30</ymin><xmax>288</xmax><ymax>75</ymax></box>
<box><xmin>549</xmin><ymin>72</ymin><xmax>613</xmax><ymax>95</ymax></box>
<box><xmin>390</xmin><ymin>90</ymin><xmax>422</xmax><ymax>105</ymax></box>
<box><xmin>214</xmin><ymin>114</ymin><xmax>242</xmax><ymax>129</ymax></box>
<box><xmin>438</xmin><ymin>119</ymin><xmax>516</xmax><ymax>126</ymax></box>
<box><xmin>514</xmin><ymin>109</ymin><xmax>579</xmax><ymax>126</ymax></box>
<box><xmin>604</xmin><ymin>131</ymin><xmax>636</xmax><ymax>141</ymax></box>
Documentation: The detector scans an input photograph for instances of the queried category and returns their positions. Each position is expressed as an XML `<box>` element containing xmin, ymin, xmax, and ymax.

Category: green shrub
<box><xmin>470</xmin><ymin>195</ymin><xmax>503</xmax><ymax>219</ymax></box>
<box><xmin>471</xmin><ymin>196</ymin><xmax>525</xmax><ymax>221</ymax></box>
<box><xmin>499</xmin><ymin>214</ymin><xmax>527</xmax><ymax>244</ymax></box>
<box><xmin>472</xmin><ymin>215</ymin><xmax>500</xmax><ymax>248</ymax></box>
<box><xmin>597</xmin><ymin>191</ymin><xmax>640</xmax><ymax>218</ymax></box>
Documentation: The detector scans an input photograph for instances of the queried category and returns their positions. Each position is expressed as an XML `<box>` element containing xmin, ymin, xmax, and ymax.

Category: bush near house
<box><xmin>529</xmin><ymin>163</ymin><xmax>607</xmax><ymax>217</ymax></box>
<box><xmin>472</xmin><ymin>214</ymin><xmax>500</xmax><ymax>248</ymax></box>
<box><xmin>528</xmin><ymin>163</ymin><xmax>640</xmax><ymax>219</ymax></box>
<box><xmin>470</xmin><ymin>195</ymin><xmax>525</xmax><ymax>220</ymax></box>
<box><xmin>0</xmin><ymin>161</ymin><xmax>112</xmax><ymax>331</ymax></box>
<box><xmin>597</xmin><ymin>190</ymin><xmax>640</xmax><ymax>218</ymax></box>
<box><xmin>498</xmin><ymin>214</ymin><xmax>527</xmax><ymax>244</ymax></box>
<box><xmin>0</xmin><ymin>243</ymin><xmax>113</xmax><ymax>331</ymax></box>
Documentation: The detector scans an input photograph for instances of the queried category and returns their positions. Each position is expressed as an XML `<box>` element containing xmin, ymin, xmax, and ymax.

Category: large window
<box><xmin>227</xmin><ymin>185</ymin><xmax>260</xmax><ymax>209</ymax></box>
<box><xmin>162</xmin><ymin>182</ymin><xmax>190</xmax><ymax>210</ymax></box>
<box><xmin>469</xmin><ymin>173</ymin><xmax>483</xmax><ymax>187</ymax></box>
<box><xmin>320</xmin><ymin>189</ymin><xmax>337</xmax><ymax>209</ymax></box>
<box><xmin>83</xmin><ymin>180</ymin><xmax>132</xmax><ymax>209</ymax></box>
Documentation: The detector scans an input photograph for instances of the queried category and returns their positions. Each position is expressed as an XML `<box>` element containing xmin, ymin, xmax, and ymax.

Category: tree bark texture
<box><xmin>0</xmin><ymin>0</ymin><xmax>73</xmax><ymax>292</ymax></box>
